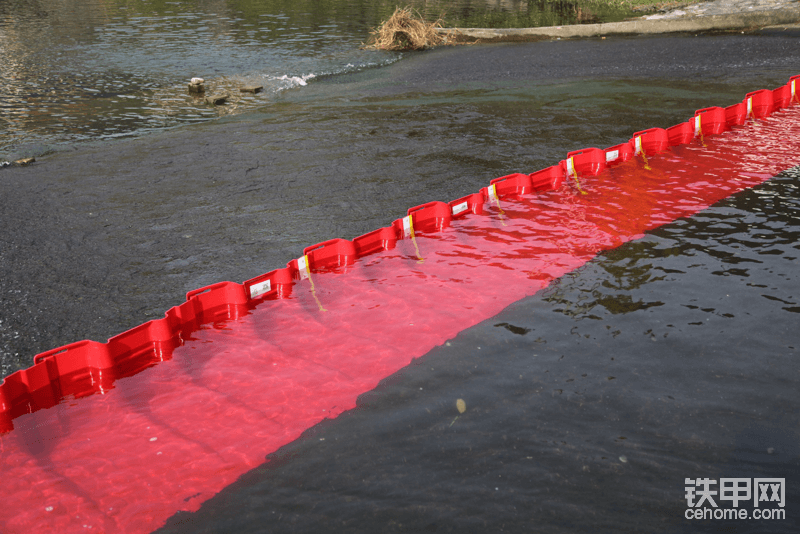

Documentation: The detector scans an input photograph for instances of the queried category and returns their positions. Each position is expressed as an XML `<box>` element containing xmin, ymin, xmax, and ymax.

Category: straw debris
<box><xmin>364</xmin><ymin>7</ymin><xmax>458</xmax><ymax>51</ymax></box>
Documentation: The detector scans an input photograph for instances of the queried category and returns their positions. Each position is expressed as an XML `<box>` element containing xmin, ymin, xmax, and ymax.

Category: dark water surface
<box><xmin>155</xmin><ymin>168</ymin><xmax>800</xmax><ymax>533</ymax></box>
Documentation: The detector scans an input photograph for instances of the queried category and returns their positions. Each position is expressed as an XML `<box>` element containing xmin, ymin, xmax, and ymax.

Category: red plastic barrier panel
<box><xmin>745</xmin><ymin>89</ymin><xmax>774</xmax><ymax>119</ymax></box>
<box><xmin>406</xmin><ymin>201</ymin><xmax>452</xmax><ymax>233</ymax></box>
<box><xmin>245</xmin><ymin>267</ymin><xmax>295</xmax><ymax>301</ymax></box>
<box><xmin>773</xmin><ymin>85</ymin><xmax>791</xmax><ymax>111</ymax></box>
<box><xmin>303</xmin><ymin>238</ymin><xmax>357</xmax><ymax>271</ymax></box>
<box><xmin>725</xmin><ymin>102</ymin><xmax>747</xmax><ymax>127</ymax></box>
<box><xmin>694</xmin><ymin>106</ymin><xmax>728</xmax><ymax>136</ymax></box>
<box><xmin>529</xmin><ymin>165</ymin><xmax>564</xmax><ymax>191</ymax></box>
<box><xmin>449</xmin><ymin>192</ymin><xmax>486</xmax><ymax>219</ymax></box>
<box><xmin>563</xmin><ymin>147</ymin><xmax>607</xmax><ymax>177</ymax></box>
<box><xmin>604</xmin><ymin>142</ymin><xmax>634</xmax><ymax>166</ymax></box>
<box><xmin>666</xmin><ymin>121</ymin><xmax>694</xmax><ymax>147</ymax></box>
<box><xmin>352</xmin><ymin>226</ymin><xmax>399</xmax><ymax>257</ymax></box>
<box><xmin>488</xmin><ymin>172</ymin><xmax>534</xmax><ymax>199</ymax></box>
<box><xmin>631</xmin><ymin>127</ymin><xmax>669</xmax><ymax>156</ymax></box>
<box><xmin>185</xmin><ymin>281</ymin><xmax>249</xmax><ymax>323</ymax></box>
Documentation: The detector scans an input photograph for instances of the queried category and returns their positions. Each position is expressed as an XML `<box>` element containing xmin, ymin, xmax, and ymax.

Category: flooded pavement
<box><xmin>0</xmin><ymin>0</ymin><xmax>798</xmax><ymax>529</ymax></box>
<box><xmin>2</xmin><ymin>32</ymin><xmax>799</xmax><ymax>378</ymax></box>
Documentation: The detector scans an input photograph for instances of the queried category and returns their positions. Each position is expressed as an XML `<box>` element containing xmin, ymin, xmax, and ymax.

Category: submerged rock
<box><xmin>205</xmin><ymin>93</ymin><xmax>230</xmax><ymax>105</ymax></box>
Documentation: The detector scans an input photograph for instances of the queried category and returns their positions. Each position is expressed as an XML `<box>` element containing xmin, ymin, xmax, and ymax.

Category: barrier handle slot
<box><xmin>33</xmin><ymin>340</ymin><xmax>88</xmax><ymax>365</ymax></box>
<box><xmin>186</xmin><ymin>281</ymin><xmax>230</xmax><ymax>301</ymax></box>
<box><xmin>408</xmin><ymin>201</ymin><xmax>441</xmax><ymax>215</ymax></box>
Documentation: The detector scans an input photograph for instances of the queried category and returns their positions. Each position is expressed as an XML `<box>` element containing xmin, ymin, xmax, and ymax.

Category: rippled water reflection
<box><xmin>0</xmin><ymin>0</ymin><xmax>639</xmax><ymax>160</ymax></box>
<box><xmin>0</xmin><ymin>0</ymin><xmax>396</xmax><ymax>158</ymax></box>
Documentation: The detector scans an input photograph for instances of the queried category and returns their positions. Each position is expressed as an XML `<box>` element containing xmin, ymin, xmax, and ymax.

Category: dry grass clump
<box><xmin>364</xmin><ymin>7</ymin><xmax>457</xmax><ymax>51</ymax></box>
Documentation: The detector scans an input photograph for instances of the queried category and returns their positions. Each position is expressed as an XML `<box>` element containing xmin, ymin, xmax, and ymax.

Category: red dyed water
<box><xmin>1</xmin><ymin>107</ymin><xmax>799</xmax><ymax>533</ymax></box>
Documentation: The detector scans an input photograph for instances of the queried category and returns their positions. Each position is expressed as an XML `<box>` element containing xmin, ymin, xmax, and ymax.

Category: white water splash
<box><xmin>275</xmin><ymin>74</ymin><xmax>316</xmax><ymax>87</ymax></box>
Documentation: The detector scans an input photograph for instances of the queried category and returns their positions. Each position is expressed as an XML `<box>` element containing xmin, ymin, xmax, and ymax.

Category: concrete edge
<box><xmin>440</xmin><ymin>7</ymin><xmax>800</xmax><ymax>41</ymax></box>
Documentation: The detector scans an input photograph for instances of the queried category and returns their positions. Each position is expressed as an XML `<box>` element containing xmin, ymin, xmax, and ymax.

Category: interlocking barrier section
<box><xmin>1</xmin><ymin>74</ymin><xmax>799</xmax><ymax>533</ymax></box>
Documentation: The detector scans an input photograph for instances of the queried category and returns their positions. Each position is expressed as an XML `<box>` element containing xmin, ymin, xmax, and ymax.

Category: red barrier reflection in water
<box><xmin>1</xmin><ymin>106</ymin><xmax>799</xmax><ymax>533</ymax></box>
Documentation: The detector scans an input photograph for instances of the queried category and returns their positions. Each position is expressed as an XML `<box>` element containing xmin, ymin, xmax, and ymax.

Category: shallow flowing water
<box><xmin>0</xmin><ymin>0</ymin><xmax>643</xmax><ymax>160</ymax></box>
<box><xmin>1</xmin><ymin>2</ymin><xmax>799</xmax><ymax>532</ymax></box>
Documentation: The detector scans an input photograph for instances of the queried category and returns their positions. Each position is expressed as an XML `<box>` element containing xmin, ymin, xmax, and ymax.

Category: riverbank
<box><xmin>447</xmin><ymin>0</ymin><xmax>800</xmax><ymax>41</ymax></box>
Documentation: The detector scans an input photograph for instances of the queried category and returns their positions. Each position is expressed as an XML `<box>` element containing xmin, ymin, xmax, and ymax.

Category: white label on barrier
<box><xmin>297</xmin><ymin>255</ymin><xmax>309</xmax><ymax>279</ymax></box>
<box><xmin>635</xmin><ymin>136</ymin><xmax>643</xmax><ymax>155</ymax></box>
<box><xmin>402</xmin><ymin>216</ymin><xmax>412</xmax><ymax>238</ymax></box>
<box><xmin>488</xmin><ymin>184</ymin><xmax>498</xmax><ymax>203</ymax></box>
<box><xmin>452</xmin><ymin>201</ymin><xmax>469</xmax><ymax>216</ymax></box>
<box><xmin>566</xmin><ymin>157</ymin><xmax>575</xmax><ymax>176</ymax></box>
<box><xmin>249</xmin><ymin>279</ymin><xmax>271</xmax><ymax>299</ymax></box>
<box><xmin>605</xmin><ymin>150</ymin><xmax>619</xmax><ymax>163</ymax></box>
<box><xmin>747</xmin><ymin>97</ymin><xmax>753</xmax><ymax>116</ymax></box>
<box><xmin>695</xmin><ymin>115</ymin><xmax>701</xmax><ymax>136</ymax></box>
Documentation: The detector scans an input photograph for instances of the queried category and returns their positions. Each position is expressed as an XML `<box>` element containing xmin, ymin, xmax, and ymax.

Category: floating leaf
<box><xmin>456</xmin><ymin>398</ymin><xmax>466</xmax><ymax>414</ymax></box>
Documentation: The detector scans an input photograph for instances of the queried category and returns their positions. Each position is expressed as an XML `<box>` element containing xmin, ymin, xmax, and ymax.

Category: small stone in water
<box><xmin>205</xmin><ymin>94</ymin><xmax>229</xmax><ymax>105</ymax></box>
<box><xmin>619</xmin><ymin>455</ymin><xmax>628</xmax><ymax>463</ymax></box>
<box><xmin>240</xmin><ymin>86</ymin><xmax>263</xmax><ymax>94</ymax></box>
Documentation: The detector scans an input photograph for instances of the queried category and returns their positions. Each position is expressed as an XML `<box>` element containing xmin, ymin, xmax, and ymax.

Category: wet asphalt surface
<box><xmin>1</xmin><ymin>29</ymin><xmax>799</xmax><ymax>378</ymax></box>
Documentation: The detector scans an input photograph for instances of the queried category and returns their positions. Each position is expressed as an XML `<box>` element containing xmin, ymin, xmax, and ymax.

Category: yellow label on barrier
<box><xmin>403</xmin><ymin>214</ymin><xmax>424</xmax><ymax>262</ymax></box>
<box><xmin>747</xmin><ymin>97</ymin><xmax>753</xmax><ymax>117</ymax></box>
<box><xmin>488</xmin><ymin>183</ymin><xmax>498</xmax><ymax>203</ymax></box>
<box><xmin>567</xmin><ymin>156</ymin><xmax>587</xmax><ymax>195</ymax></box>
<box><xmin>694</xmin><ymin>115</ymin><xmax>702</xmax><ymax>136</ymax></box>
<box><xmin>793</xmin><ymin>80</ymin><xmax>797</xmax><ymax>100</ymax></box>
<box><xmin>634</xmin><ymin>136</ymin><xmax>643</xmax><ymax>155</ymax></box>
<box><xmin>299</xmin><ymin>254</ymin><xmax>326</xmax><ymax>311</ymax></box>
<box><xmin>566</xmin><ymin>156</ymin><xmax>576</xmax><ymax>177</ymax></box>
<box><xmin>297</xmin><ymin>255</ymin><xmax>309</xmax><ymax>280</ymax></box>
<box><xmin>402</xmin><ymin>215</ymin><xmax>413</xmax><ymax>239</ymax></box>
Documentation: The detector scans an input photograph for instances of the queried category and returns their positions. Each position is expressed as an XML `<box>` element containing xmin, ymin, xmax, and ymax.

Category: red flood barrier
<box><xmin>666</xmin><ymin>121</ymin><xmax>694</xmax><ymax>146</ymax></box>
<box><xmin>726</xmin><ymin>102</ymin><xmax>747</xmax><ymax>126</ymax></box>
<box><xmin>530</xmin><ymin>165</ymin><xmax>564</xmax><ymax>190</ymax></box>
<box><xmin>486</xmin><ymin>172</ymin><xmax>534</xmax><ymax>199</ymax></box>
<box><xmin>563</xmin><ymin>148</ymin><xmax>606</xmax><ymax>177</ymax></box>
<box><xmin>353</xmin><ymin>226</ymin><xmax>399</xmax><ymax>256</ymax></box>
<box><xmin>773</xmin><ymin>85</ymin><xmax>791</xmax><ymax>111</ymax></box>
<box><xmin>631</xmin><ymin>127</ymin><xmax>669</xmax><ymax>156</ymax></box>
<box><xmin>403</xmin><ymin>201</ymin><xmax>453</xmax><ymax>234</ymax></box>
<box><xmin>604</xmin><ymin>142</ymin><xmax>634</xmax><ymax>166</ymax></box>
<box><xmin>745</xmin><ymin>89</ymin><xmax>774</xmax><ymax>119</ymax></box>
<box><xmin>1</xmin><ymin>75</ymin><xmax>800</xmax><ymax>534</ymax></box>
<box><xmin>184</xmin><ymin>280</ymin><xmax>249</xmax><ymax>322</ymax></box>
<box><xmin>302</xmin><ymin>238</ymin><xmax>357</xmax><ymax>272</ymax></box>
<box><xmin>245</xmin><ymin>267</ymin><xmax>295</xmax><ymax>301</ymax></box>
<box><xmin>694</xmin><ymin>107</ymin><xmax>728</xmax><ymax>136</ymax></box>
<box><xmin>450</xmin><ymin>192</ymin><xmax>486</xmax><ymax>219</ymax></box>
